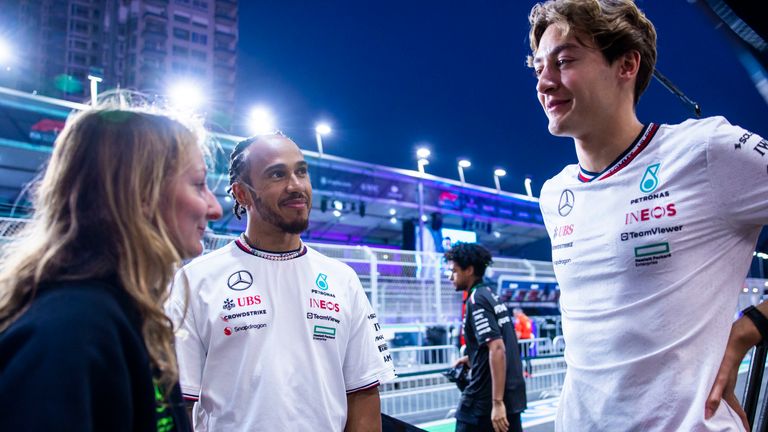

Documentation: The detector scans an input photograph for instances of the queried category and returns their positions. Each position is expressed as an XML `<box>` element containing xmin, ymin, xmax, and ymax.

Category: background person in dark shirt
<box><xmin>0</xmin><ymin>100</ymin><xmax>222</xmax><ymax>431</ymax></box>
<box><xmin>445</xmin><ymin>243</ymin><xmax>526</xmax><ymax>432</ymax></box>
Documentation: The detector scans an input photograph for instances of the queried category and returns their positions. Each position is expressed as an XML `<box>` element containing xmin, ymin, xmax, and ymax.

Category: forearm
<box><xmin>489</xmin><ymin>344</ymin><xmax>507</xmax><ymax>402</ymax></box>
<box><xmin>731</xmin><ymin>303</ymin><xmax>768</xmax><ymax>354</ymax></box>
<box><xmin>345</xmin><ymin>387</ymin><xmax>381</xmax><ymax>432</ymax></box>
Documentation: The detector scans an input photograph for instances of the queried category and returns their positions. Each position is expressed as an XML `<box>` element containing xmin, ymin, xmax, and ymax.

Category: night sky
<box><xmin>234</xmin><ymin>0</ymin><xmax>768</xmax><ymax>196</ymax></box>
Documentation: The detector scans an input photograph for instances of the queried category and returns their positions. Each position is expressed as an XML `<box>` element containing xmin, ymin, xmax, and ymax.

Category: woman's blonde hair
<box><xmin>0</xmin><ymin>106</ymin><xmax>206</xmax><ymax>391</ymax></box>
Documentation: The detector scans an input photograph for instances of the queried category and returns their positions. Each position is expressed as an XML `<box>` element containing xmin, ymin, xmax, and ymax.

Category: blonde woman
<box><xmin>0</xmin><ymin>107</ymin><xmax>222</xmax><ymax>431</ymax></box>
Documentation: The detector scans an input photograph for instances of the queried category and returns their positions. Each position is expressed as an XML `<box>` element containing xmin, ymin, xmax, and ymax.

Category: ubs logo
<box><xmin>558</xmin><ymin>190</ymin><xmax>574</xmax><ymax>217</ymax></box>
<box><xmin>227</xmin><ymin>270</ymin><xmax>253</xmax><ymax>291</ymax></box>
<box><xmin>552</xmin><ymin>224</ymin><xmax>574</xmax><ymax>239</ymax></box>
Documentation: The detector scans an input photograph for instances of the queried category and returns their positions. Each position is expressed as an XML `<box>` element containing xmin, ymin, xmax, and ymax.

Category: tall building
<box><xmin>0</xmin><ymin>0</ymin><xmax>238</xmax><ymax>129</ymax></box>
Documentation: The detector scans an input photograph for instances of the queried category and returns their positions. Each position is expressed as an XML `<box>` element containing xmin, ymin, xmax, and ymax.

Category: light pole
<box><xmin>458</xmin><ymin>159</ymin><xmax>471</xmax><ymax>185</ymax></box>
<box><xmin>416</xmin><ymin>147</ymin><xmax>430</xmax><ymax>252</ymax></box>
<box><xmin>87</xmin><ymin>67</ymin><xmax>104</xmax><ymax>106</ymax></box>
<box><xmin>524</xmin><ymin>176</ymin><xmax>533</xmax><ymax>197</ymax></box>
<box><xmin>315</xmin><ymin>123</ymin><xmax>331</xmax><ymax>158</ymax></box>
<box><xmin>493</xmin><ymin>168</ymin><xmax>506</xmax><ymax>193</ymax></box>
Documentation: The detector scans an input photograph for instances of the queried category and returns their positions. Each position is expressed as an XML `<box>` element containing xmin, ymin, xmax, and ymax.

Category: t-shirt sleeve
<box><xmin>342</xmin><ymin>273</ymin><xmax>396</xmax><ymax>393</ymax></box>
<box><xmin>470</xmin><ymin>289</ymin><xmax>502</xmax><ymax>346</ymax></box>
<box><xmin>166</xmin><ymin>269</ymin><xmax>206</xmax><ymax>401</ymax></box>
<box><xmin>706</xmin><ymin>116</ymin><xmax>768</xmax><ymax>227</ymax></box>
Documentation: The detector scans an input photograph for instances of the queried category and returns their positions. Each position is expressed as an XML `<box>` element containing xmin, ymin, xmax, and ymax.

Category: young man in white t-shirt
<box><xmin>166</xmin><ymin>133</ymin><xmax>395</xmax><ymax>431</ymax></box>
<box><xmin>528</xmin><ymin>0</ymin><xmax>768</xmax><ymax>430</ymax></box>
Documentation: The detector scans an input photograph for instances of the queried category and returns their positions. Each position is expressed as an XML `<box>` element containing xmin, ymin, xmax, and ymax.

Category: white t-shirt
<box><xmin>167</xmin><ymin>239</ymin><xmax>396</xmax><ymax>432</ymax></box>
<box><xmin>540</xmin><ymin>117</ymin><xmax>768</xmax><ymax>431</ymax></box>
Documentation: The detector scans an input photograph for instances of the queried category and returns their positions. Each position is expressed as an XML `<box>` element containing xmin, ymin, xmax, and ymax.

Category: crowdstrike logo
<box><xmin>227</xmin><ymin>270</ymin><xmax>253</xmax><ymax>291</ymax></box>
<box><xmin>222</xmin><ymin>309</ymin><xmax>267</xmax><ymax>322</ymax></box>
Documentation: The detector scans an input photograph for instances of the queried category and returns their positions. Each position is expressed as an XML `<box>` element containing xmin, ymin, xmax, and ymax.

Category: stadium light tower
<box><xmin>168</xmin><ymin>80</ymin><xmax>204</xmax><ymax>111</ymax></box>
<box><xmin>414</xmin><ymin>146</ymin><xmax>432</xmax><ymax>253</ymax></box>
<box><xmin>458</xmin><ymin>159</ymin><xmax>471</xmax><ymax>185</ymax></box>
<box><xmin>493</xmin><ymin>168</ymin><xmax>507</xmax><ymax>193</ymax></box>
<box><xmin>249</xmin><ymin>106</ymin><xmax>275</xmax><ymax>135</ymax></box>
<box><xmin>524</xmin><ymin>176</ymin><xmax>533</xmax><ymax>198</ymax></box>
<box><xmin>416</xmin><ymin>147</ymin><xmax>430</xmax><ymax>175</ymax></box>
<box><xmin>315</xmin><ymin>123</ymin><xmax>331</xmax><ymax>158</ymax></box>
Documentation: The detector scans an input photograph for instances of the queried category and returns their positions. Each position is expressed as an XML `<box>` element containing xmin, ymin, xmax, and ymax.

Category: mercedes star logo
<box><xmin>227</xmin><ymin>270</ymin><xmax>253</xmax><ymax>291</ymax></box>
<box><xmin>558</xmin><ymin>189</ymin><xmax>575</xmax><ymax>217</ymax></box>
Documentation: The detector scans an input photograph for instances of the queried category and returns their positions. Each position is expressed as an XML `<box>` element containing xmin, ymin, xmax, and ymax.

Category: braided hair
<box><xmin>227</xmin><ymin>132</ymin><xmax>286</xmax><ymax>219</ymax></box>
<box><xmin>443</xmin><ymin>243</ymin><xmax>493</xmax><ymax>278</ymax></box>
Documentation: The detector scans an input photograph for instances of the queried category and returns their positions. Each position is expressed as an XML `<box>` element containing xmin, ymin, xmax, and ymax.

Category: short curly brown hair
<box><xmin>527</xmin><ymin>0</ymin><xmax>657</xmax><ymax>104</ymax></box>
<box><xmin>444</xmin><ymin>243</ymin><xmax>493</xmax><ymax>278</ymax></box>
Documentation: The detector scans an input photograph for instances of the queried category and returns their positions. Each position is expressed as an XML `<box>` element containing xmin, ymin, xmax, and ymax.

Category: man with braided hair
<box><xmin>445</xmin><ymin>243</ymin><xmax>526</xmax><ymax>432</ymax></box>
<box><xmin>166</xmin><ymin>133</ymin><xmax>395</xmax><ymax>431</ymax></box>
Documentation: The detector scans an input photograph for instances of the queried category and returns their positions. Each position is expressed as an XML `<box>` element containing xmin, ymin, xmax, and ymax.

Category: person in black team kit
<box><xmin>0</xmin><ymin>102</ymin><xmax>222</xmax><ymax>431</ymax></box>
<box><xmin>445</xmin><ymin>243</ymin><xmax>526</xmax><ymax>432</ymax></box>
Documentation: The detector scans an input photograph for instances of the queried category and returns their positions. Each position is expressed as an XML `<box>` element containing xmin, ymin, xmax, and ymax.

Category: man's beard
<box><xmin>251</xmin><ymin>192</ymin><xmax>310</xmax><ymax>235</ymax></box>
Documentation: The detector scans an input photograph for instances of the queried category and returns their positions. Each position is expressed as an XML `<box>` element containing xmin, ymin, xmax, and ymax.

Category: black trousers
<box><xmin>455</xmin><ymin>412</ymin><xmax>522</xmax><ymax>432</ymax></box>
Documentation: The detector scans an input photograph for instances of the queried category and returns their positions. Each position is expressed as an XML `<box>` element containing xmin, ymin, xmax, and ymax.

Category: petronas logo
<box><xmin>639</xmin><ymin>163</ymin><xmax>660</xmax><ymax>193</ymax></box>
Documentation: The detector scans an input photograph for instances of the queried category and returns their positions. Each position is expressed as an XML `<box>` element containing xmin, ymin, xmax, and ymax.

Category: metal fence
<box><xmin>380</xmin><ymin>338</ymin><xmax>567</xmax><ymax>422</ymax></box>
<box><xmin>0</xmin><ymin>218</ymin><xmax>558</xmax><ymax>328</ymax></box>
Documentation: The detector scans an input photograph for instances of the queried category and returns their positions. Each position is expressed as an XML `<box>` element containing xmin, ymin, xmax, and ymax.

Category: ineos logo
<box><xmin>227</xmin><ymin>271</ymin><xmax>253</xmax><ymax>291</ymax></box>
<box><xmin>558</xmin><ymin>190</ymin><xmax>575</xmax><ymax>217</ymax></box>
